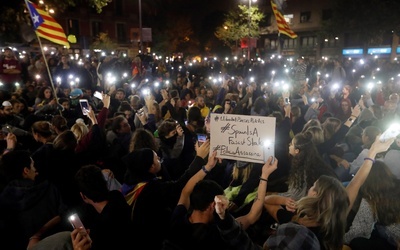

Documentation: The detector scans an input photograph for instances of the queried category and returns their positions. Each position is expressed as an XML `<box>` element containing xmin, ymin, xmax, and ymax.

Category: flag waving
<box><xmin>26</xmin><ymin>1</ymin><xmax>70</xmax><ymax>48</ymax></box>
<box><xmin>271</xmin><ymin>0</ymin><xmax>297</xmax><ymax>39</ymax></box>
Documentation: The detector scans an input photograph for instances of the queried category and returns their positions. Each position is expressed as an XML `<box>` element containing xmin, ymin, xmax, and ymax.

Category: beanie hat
<box><xmin>265</xmin><ymin>222</ymin><xmax>321</xmax><ymax>250</ymax></box>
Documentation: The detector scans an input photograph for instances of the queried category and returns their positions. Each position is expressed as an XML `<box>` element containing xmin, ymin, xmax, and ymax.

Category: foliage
<box><xmin>215</xmin><ymin>4</ymin><xmax>264</xmax><ymax>48</ymax></box>
<box><xmin>90</xmin><ymin>32</ymin><xmax>117</xmax><ymax>51</ymax></box>
<box><xmin>322</xmin><ymin>0</ymin><xmax>400</xmax><ymax>45</ymax></box>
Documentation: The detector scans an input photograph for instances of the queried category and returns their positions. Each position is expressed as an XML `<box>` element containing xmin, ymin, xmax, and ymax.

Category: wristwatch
<box><xmin>348</xmin><ymin>116</ymin><xmax>356</xmax><ymax>123</ymax></box>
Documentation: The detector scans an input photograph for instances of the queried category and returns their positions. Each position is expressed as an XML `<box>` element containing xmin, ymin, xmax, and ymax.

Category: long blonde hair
<box><xmin>232</xmin><ymin>162</ymin><xmax>253</xmax><ymax>184</ymax></box>
<box><xmin>71</xmin><ymin>120</ymin><xmax>89</xmax><ymax>142</ymax></box>
<box><xmin>294</xmin><ymin>175</ymin><xmax>349</xmax><ymax>250</ymax></box>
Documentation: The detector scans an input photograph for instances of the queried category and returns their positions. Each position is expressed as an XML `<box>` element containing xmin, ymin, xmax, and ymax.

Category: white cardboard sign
<box><xmin>210</xmin><ymin>113</ymin><xmax>276</xmax><ymax>164</ymax></box>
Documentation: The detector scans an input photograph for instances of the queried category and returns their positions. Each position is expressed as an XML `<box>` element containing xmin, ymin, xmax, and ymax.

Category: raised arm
<box><xmin>236</xmin><ymin>157</ymin><xmax>278</xmax><ymax>230</ymax></box>
<box><xmin>178</xmin><ymin>150</ymin><xmax>218</xmax><ymax>209</ymax></box>
<box><xmin>346</xmin><ymin>136</ymin><xmax>395</xmax><ymax>213</ymax></box>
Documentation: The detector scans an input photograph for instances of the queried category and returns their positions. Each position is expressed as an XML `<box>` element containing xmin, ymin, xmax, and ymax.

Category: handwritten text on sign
<box><xmin>210</xmin><ymin>113</ymin><xmax>276</xmax><ymax>164</ymax></box>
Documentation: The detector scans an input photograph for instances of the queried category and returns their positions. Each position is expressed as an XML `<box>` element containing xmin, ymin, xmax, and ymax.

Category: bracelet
<box><xmin>29</xmin><ymin>236</ymin><xmax>40</xmax><ymax>241</ymax></box>
<box><xmin>202</xmin><ymin>165</ymin><xmax>210</xmax><ymax>174</ymax></box>
<box><xmin>364</xmin><ymin>157</ymin><xmax>375</xmax><ymax>163</ymax></box>
<box><xmin>259</xmin><ymin>177</ymin><xmax>268</xmax><ymax>182</ymax></box>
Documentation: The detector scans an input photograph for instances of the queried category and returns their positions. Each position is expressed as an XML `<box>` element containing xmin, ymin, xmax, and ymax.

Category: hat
<box><xmin>2</xmin><ymin>101</ymin><xmax>12</xmax><ymax>107</ymax></box>
<box><xmin>70</xmin><ymin>88</ymin><xmax>83</xmax><ymax>98</ymax></box>
<box><xmin>3</xmin><ymin>47</ymin><xmax>12</xmax><ymax>51</ymax></box>
<box><xmin>122</xmin><ymin>148</ymin><xmax>155</xmax><ymax>176</ymax></box>
<box><xmin>265</xmin><ymin>222</ymin><xmax>321</xmax><ymax>250</ymax></box>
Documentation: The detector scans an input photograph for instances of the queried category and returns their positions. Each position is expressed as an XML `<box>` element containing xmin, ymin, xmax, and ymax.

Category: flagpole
<box><xmin>25</xmin><ymin>0</ymin><xmax>62</xmax><ymax>115</ymax></box>
<box><xmin>278</xmin><ymin>33</ymin><xmax>281</xmax><ymax>56</ymax></box>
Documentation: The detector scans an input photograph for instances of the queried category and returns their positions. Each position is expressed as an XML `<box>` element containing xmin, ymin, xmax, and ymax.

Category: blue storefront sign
<box><xmin>342</xmin><ymin>48</ymin><xmax>363</xmax><ymax>55</ymax></box>
<box><xmin>367</xmin><ymin>48</ymin><xmax>391</xmax><ymax>54</ymax></box>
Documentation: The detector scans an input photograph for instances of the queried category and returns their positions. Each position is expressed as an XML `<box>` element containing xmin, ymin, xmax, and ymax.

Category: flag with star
<box><xmin>26</xmin><ymin>1</ymin><xmax>70</xmax><ymax>48</ymax></box>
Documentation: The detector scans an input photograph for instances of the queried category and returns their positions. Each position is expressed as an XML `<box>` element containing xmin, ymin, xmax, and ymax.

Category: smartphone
<box><xmin>94</xmin><ymin>91</ymin><xmax>103</xmax><ymax>100</ymax></box>
<box><xmin>379</xmin><ymin>123</ymin><xmax>400</xmax><ymax>142</ymax></box>
<box><xmin>284</xmin><ymin>97</ymin><xmax>290</xmax><ymax>105</ymax></box>
<box><xmin>137</xmin><ymin>108</ymin><xmax>144</xmax><ymax>116</ymax></box>
<box><xmin>68</xmin><ymin>213</ymin><xmax>85</xmax><ymax>230</ymax></box>
<box><xmin>263</xmin><ymin>140</ymin><xmax>275</xmax><ymax>164</ymax></box>
<box><xmin>6</xmin><ymin>125</ymin><xmax>12</xmax><ymax>134</ymax></box>
<box><xmin>197</xmin><ymin>133</ymin><xmax>207</xmax><ymax>146</ymax></box>
<box><xmin>79</xmin><ymin>99</ymin><xmax>90</xmax><ymax>115</ymax></box>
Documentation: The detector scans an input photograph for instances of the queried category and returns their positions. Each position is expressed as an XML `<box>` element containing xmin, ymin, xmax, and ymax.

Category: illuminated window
<box><xmin>284</xmin><ymin>14</ymin><xmax>294</xmax><ymax>25</ymax></box>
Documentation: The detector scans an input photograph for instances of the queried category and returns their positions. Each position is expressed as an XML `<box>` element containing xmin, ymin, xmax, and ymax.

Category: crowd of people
<box><xmin>0</xmin><ymin>46</ymin><xmax>400</xmax><ymax>250</ymax></box>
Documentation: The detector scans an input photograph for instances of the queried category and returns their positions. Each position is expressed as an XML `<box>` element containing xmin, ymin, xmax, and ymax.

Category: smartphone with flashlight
<box><xmin>94</xmin><ymin>91</ymin><xmax>103</xmax><ymax>100</ymax></box>
<box><xmin>6</xmin><ymin>125</ymin><xmax>12</xmax><ymax>134</ymax></box>
<box><xmin>284</xmin><ymin>97</ymin><xmax>290</xmax><ymax>105</ymax></box>
<box><xmin>263</xmin><ymin>140</ymin><xmax>275</xmax><ymax>164</ymax></box>
<box><xmin>379</xmin><ymin>123</ymin><xmax>400</xmax><ymax>142</ymax></box>
<box><xmin>79</xmin><ymin>99</ymin><xmax>90</xmax><ymax>115</ymax></box>
<box><xmin>68</xmin><ymin>213</ymin><xmax>86</xmax><ymax>230</ymax></box>
<box><xmin>197</xmin><ymin>133</ymin><xmax>207</xmax><ymax>146</ymax></box>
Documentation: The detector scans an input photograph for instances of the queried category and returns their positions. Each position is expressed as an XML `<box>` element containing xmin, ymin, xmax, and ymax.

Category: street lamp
<box><xmin>138</xmin><ymin>0</ymin><xmax>143</xmax><ymax>54</ymax></box>
<box><xmin>246</xmin><ymin>0</ymin><xmax>257</xmax><ymax>61</ymax></box>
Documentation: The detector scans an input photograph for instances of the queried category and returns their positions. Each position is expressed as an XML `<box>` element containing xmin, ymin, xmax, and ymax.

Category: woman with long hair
<box><xmin>264</xmin><ymin>137</ymin><xmax>395</xmax><ymax>250</ymax></box>
<box><xmin>344</xmin><ymin>160</ymin><xmax>400</xmax><ymax>249</ymax></box>
<box><xmin>264</xmin><ymin>133</ymin><xmax>337</xmax><ymax>224</ymax></box>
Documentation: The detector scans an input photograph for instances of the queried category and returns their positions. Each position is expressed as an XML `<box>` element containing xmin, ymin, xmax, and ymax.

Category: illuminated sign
<box><xmin>342</xmin><ymin>49</ymin><xmax>363</xmax><ymax>55</ymax></box>
<box><xmin>367</xmin><ymin>48</ymin><xmax>391</xmax><ymax>54</ymax></box>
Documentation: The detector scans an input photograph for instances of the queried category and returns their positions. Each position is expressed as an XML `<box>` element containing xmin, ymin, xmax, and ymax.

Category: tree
<box><xmin>90</xmin><ymin>32</ymin><xmax>117</xmax><ymax>52</ymax></box>
<box><xmin>215</xmin><ymin>5</ymin><xmax>265</xmax><ymax>48</ymax></box>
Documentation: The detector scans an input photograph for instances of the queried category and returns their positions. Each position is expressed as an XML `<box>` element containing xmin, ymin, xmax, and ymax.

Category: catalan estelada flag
<box><xmin>26</xmin><ymin>1</ymin><xmax>70</xmax><ymax>48</ymax></box>
<box><xmin>271</xmin><ymin>0</ymin><xmax>297</xmax><ymax>39</ymax></box>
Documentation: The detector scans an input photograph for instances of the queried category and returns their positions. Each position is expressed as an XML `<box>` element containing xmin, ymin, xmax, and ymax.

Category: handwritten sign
<box><xmin>210</xmin><ymin>113</ymin><xmax>276</xmax><ymax>164</ymax></box>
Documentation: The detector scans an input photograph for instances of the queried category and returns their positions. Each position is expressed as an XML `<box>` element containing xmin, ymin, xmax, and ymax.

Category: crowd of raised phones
<box><xmin>0</xmin><ymin>49</ymin><xmax>400</xmax><ymax>249</ymax></box>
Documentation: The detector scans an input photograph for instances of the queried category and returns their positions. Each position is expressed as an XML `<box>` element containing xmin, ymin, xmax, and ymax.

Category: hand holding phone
<box><xmin>94</xmin><ymin>91</ymin><xmax>103</xmax><ymax>100</ymax></box>
<box><xmin>197</xmin><ymin>133</ymin><xmax>207</xmax><ymax>147</ymax></box>
<box><xmin>68</xmin><ymin>213</ymin><xmax>86</xmax><ymax>230</ymax></box>
<box><xmin>379</xmin><ymin>123</ymin><xmax>400</xmax><ymax>142</ymax></box>
<box><xmin>79</xmin><ymin>99</ymin><xmax>90</xmax><ymax>116</ymax></box>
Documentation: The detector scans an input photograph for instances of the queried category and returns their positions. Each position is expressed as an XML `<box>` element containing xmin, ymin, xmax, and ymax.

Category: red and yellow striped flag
<box><xmin>26</xmin><ymin>1</ymin><xmax>70</xmax><ymax>48</ymax></box>
<box><xmin>271</xmin><ymin>0</ymin><xmax>297</xmax><ymax>39</ymax></box>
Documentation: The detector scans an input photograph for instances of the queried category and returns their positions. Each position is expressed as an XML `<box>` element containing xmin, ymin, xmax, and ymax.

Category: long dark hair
<box><xmin>361</xmin><ymin>161</ymin><xmax>400</xmax><ymax>225</ymax></box>
<box><xmin>290</xmin><ymin>133</ymin><xmax>337</xmax><ymax>190</ymax></box>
